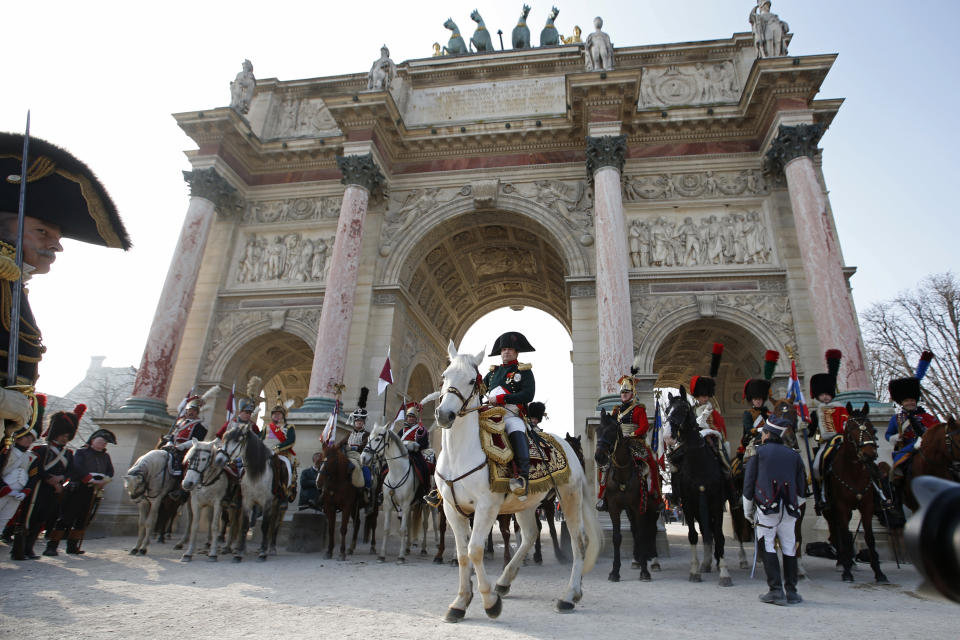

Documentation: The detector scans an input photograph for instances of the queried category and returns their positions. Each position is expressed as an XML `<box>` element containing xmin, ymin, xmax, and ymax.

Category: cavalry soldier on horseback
<box><xmin>215</xmin><ymin>399</ymin><xmax>260</xmax><ymax>439</ymax></box>
<box><xmin>691</xmin><ymin>343</ymin><xmax>732</xmax><ymax>478</ymax></box>
<box><xmin>262</xmin><ymin>394</ymin><xmax>297</xmax><ymax>502</ymax></box>
<box><xmin>808</xmin><ymin>349</ymin><xmax>847</xmax><ymax>513</ymax></box>
<box><xmin>56</xmin><ymin>428</ymin><xmax>115</xmax><ymax>555</ymax></box>
<box><xmin>345</xmin><ymin>387</ymin><xmax>373</xmax><ymax>507</ymax></box>
<box><xmin>395</xmin><ymin>401</ymin><xmax>431</xmax><ymax>491</ymax></box>
<box><xmin>483</xmin><ymin>331</ymin><xmax>535</xmax><ymax>498</ymax></box>
<box><xmin>886</xmin><ymin>351</ymin><xmax>938</xmax><ymax>488</ymax></box>
<box><xmin>30</xmin><ymin>404</ymin><xmax>83</xmax><ymax>557</ymax></box>
<box><xmin>597</xmin><ymin>370</ymin><xmax>660</xmax><ymax>511</ymax></box>
<box><xmin>739</xmin><ymin>350</ymin><xmax>779</xmax><ymax>462</ymax></box>
<box><xmin>161</xmin><ymin>395</ymin><xmax>208</xmax><ymax>482</ymax></box>
<box><xmin>743</xmin><ymin>415</ymin><xmax>806</xmax><ymax>606</ymax></box>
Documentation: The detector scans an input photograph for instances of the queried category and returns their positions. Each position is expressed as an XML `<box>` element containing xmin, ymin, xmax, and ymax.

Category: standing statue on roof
<box><xmin>229</xmin><ymin>59</ymin><xmax>256</xmax><ymax>114</ymax></box>
<box><xmin>749</xmin><ymin>1</ymin><xmax>790</xmax><ymax>58</ymax></box>
<box><xmin>512</xmin><ymin>4</ymin><xmax>532</xmax><ymax>49</ymax></box>
<box><xmin>367</xmin><ymin>45</ymin><xmax>397</xmax><ymax>91</ymax></box>
<box><xmin>584</xmin><ymin>16</ymin><xmax>614</xmax><ymax>71</ymax></box>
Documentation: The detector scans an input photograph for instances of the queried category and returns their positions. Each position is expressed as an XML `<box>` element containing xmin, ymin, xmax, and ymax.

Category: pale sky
<box><xmin>4</xmin><ymin>1</ymin><xmax>958</xmax><ymax>438</ymax></box>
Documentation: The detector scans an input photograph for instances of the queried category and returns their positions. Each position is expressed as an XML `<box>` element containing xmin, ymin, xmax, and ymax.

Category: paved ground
<box><xmin>1</xmin><ymin>523</ymin><xmax>957</xmax><ymax>640</ymax></box>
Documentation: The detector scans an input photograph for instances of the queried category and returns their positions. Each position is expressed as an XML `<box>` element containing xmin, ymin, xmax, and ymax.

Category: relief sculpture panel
<box><xmin>234</xmin><ymin>232</ymin><xmax>336</xmax><ymax>286</ymax></box>
<box><xmin>243</xmin><ymin>197</ymin><xmax>342</xmax><ymax>224</ymax></box>
<box><xmin>624</xmin><ymin>169</ymin><xmax>767</xmax><ymax>201</ymax></box>
<box><xmin>267</xmin><ymin>97</ymin><xmax>341</xmax><ymax>139</ymax></box>
<box><xmin>628</xmin><ymin>210</ymin><xmax>772</xmax><ymax>269</ymax></box>
<box><xmin>639</xmin><ymin>61</ymin><xmax>741</xmax><ymax>108</ymax></box>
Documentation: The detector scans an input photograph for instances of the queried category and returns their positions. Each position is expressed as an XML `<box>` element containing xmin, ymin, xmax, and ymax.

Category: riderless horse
<box><xmin>318</xmin><ymin>440</ymin><xmax>363</xmax><ymax>560</ymax></box>
<box><xmin>362</xmin><ymin>422</ymin><xmax>429</xmax><ymax>563</ymax></box>
<box><xmin>442</xmin><ymin>18</ymin><xmax>467</xmax><ymax>55</ymax></box>
<box><xmin>665</xmin><ymin>388</ymin><xmax>733</xmax><ymax>586</ymax></box>
<box><xmin>217</xmin><ymin>424</ymin><xmax>287</xmax><ymax>562</ymax></box>
<box><xmin>540</xmin><ymin>6</ymin><xmax>560</xmax><ymax>46</ymax></box>
<box><xmin>469</xmin><ymin>10</ymin><xmax>494</xmax><ymax>53</ymax></box>
<box><xmin>124</xmin><ymin>449</ymin><xmax>186</xmax><ymax>556</ymax></box>
<box><xmin>595</xmin><ymin>409</ymin><xmax>659</xmax><ymax>582</ymax></box>
<box><xmin>433</xmin><ymin>341</ymin><xmax>600</xmax><ymax>620</ymax></box>
<box><xmin>180</xmin><ymin>439</ymin><xmax>235</xmax><ymax>562</ymax></box>
<box><xmin>818</xmin><ymin>403</ymin><xmax>889</xmax><ymax>583</ymax></box>
<box><xmin>511</xmin><ymin>4</ymin><xmax>531</xmax><ymax>49</ymax></box>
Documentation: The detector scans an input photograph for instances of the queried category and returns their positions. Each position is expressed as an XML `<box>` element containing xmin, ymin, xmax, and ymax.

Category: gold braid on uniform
<box><xmin>0</xmin><ymin>271</ymin><xmax>44</xmax><ymax>363</ymax></box>
<box><xmin>0</xmin><ymin>241</ymin><xmax>20</xmax><ymax>282</ymax></box>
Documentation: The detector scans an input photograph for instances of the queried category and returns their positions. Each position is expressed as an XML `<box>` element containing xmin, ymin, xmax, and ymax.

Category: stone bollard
<box><xmin>285</xmin><ymin>511</ymin><xmax>328</xmax><ymax>553</ymax></box>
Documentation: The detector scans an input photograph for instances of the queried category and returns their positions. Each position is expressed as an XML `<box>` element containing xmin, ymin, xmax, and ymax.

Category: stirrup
<box><xmin>510</xmin><ymin>476</ymin><xmax>528</xmax><ymax>499</ymax></box>
<box><xmin>424</xmin><ymin>489</ymin><xmax>442</xmax><ymax>508</ymax></box>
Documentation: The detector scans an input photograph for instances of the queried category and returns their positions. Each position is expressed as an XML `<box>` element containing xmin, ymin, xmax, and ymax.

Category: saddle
<box><xmin>477</xmin><ymin>407</ymin><xmax>570</xmax><ymax>494</ymax></box>
<box><xmin>270</xmin><ymin>456</ymin><xmax>292</xmax><ymax>502</ymax></box>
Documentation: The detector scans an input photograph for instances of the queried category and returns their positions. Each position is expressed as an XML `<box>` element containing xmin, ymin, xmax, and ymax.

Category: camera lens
<box><xmin>905</xmin><ymin>476</ymin><xmax>960</xmax><ymax>603</ymax></box>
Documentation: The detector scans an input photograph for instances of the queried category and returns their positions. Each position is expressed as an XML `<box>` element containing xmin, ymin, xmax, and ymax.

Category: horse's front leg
<box><xmin>434</xmin><ymin>507</ymin><xmax>447</xmax><ymax>564</ymax></box>
<box><xmin>233</xmin><ymin>501</ymin><xmax>251</xmax><ymax>563</ymax></box>
<box><xmin>397</xmin><ymin>505</ymin><xmax>410</xmax><ymax>564</ymax></box>
<box><xmin>685</xmin><ymin>504</ymin><xmax>701</xmax><ymax>582</ymax></box>
<box><xmin>174</xmin><ymin>499</ymin><xmax>193</xmax><ymax>550</ymax></box>
<box><xmin>349</xmin><ymin>493</ymin><xmax>362</xmax><ymax>555</ymax></box>
<box><xmin>140</xmin><ymin>498</ymin><xmax>164</xmax><ymax>556</ymax></box>
<box><xmin>207</xmin><ymin>498</ymin><xmax>223</xmax><ymax>561</ymax></box>
<box><xmin>609</xmin><ymin>507</ymin><xmax>623</xmax><ymax>582</ymax></box>
<box><xmin>339</xmin><ymin>499</ymin><xmax>350</xmax><ymax>561</ymax></box>
<box><xmin>326</xmin><ymin>503</ymin><xmax>338</xmax><ymax>560</ymax></box>
<box><xmin>714</xmin><ymin>505</ymin><xmax>732</xmax><ymax>586</ymax></box>
<box><xmin>442</xmin><ymin>502</ymin><xmax>474</xmax><ymax>623</ymax></box>
<box><xmin>377</xmin><ymin>498</ymin><xmax>391</xmax><ymax>562</ymax></box>
<box><xmin>861</xmin><ymin>508</ymin><xmax>889</xmax><ymax>583</ymax></box>
<box><xmin>131</xmin><ymin>500</ymin><xmax>150</xmax><ymax>554</ymax></box>
<box><xmin>496</xmin><ymin>507</ymin><xmax>537</xmax><ymax>596</ymax></box>
<box><xmin>468</xmin><ymin>504</ymin><xmax>502</xmax><ymax>619</ymax></box>
<box><xmin>257</xmin><ymin>501</ymin><xmax>273</xmax><ymax>561</ymax></box>
<box><xmin>180</xmin><ymin>497</ymin><xmax>200</xmax><ymax>562</ymax></box>
<box><xmin>420</xmin><ymin>504</ymin><xmax>430</xmax><ymax>556</ymax></box>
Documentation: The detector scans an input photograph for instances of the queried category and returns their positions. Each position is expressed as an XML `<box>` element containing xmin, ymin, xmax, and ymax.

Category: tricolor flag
<box><xmin>789</xmin><ymin>359</ymin><xmax>810</xmax><ymax>422</ymax></box>
<box><xmin>378</xmin><ymin>347</ymin><xmax>393</xmax><ymax>396</ymax></box>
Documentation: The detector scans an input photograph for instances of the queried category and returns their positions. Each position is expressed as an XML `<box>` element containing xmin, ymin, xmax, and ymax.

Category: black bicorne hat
<box><xmin>86</xmin><ymin>428</ymin><xmax>117</xmax><ymax>445</ymax></box>
<box><xmin>0</xmin><ymin>133</ymin><xmax>131</xmax><ymax>250</ymax></box>
<box><xmin>488</xmin><ymin>331</ymin><xmax>535</xmax><ymax>356</ymax></box>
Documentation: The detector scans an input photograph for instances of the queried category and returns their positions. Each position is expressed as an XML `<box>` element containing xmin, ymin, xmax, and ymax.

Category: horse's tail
<box><xmin>579</xmin><ymin>479</ymin><xmax>602</xmax><ymax>574</ymax></box>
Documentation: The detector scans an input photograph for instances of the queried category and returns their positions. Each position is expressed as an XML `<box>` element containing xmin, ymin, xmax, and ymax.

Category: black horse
<box><xmin>665</xmin><ymin>387</ymin><xmax>733</xmax><ymax>586</ymax></box>
<box><xmin>594</xmin><ymin>410</ymin><xmax>659</xmax><ymax>582</ymax></box>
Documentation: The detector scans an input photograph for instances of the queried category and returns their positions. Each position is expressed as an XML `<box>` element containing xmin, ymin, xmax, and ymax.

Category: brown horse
<box><xmin>905</xmin><ymin>416</ymin><xmax>960</xmax><ymax>511</ymax></box>
<box><xmin>317</xmin><ymin>442</ymin><xmax>363</xmax><ymax>560</ymax></box>
<box><xmin>819</xmin><ymin>403</ymin><xmax>889</xmax><ymax>583</ymax></box>
<box><xmin>595</xmin><ymin>409</ymin><xmax>659</xmax><ymax>582</ymax></box>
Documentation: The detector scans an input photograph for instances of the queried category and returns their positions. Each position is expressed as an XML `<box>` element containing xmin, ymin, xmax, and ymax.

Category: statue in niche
<box><xmin>749</xmin><ymin>1</ymin><xmax>789</xmax><ymax>58</ymax></box>
<box><xmin>230</xmin><ymin>59</ymin><xmax>256</xmax><ymax>114</ymax></box>
<box><xmin>584</xmin><ymin>16</ymin><xmax>614</xmax><ymax>71</ymax></box>
<box><xmin>367</xmin><ymin>45</ymin><xmax>397</xmax><ymax>91</ymax></box>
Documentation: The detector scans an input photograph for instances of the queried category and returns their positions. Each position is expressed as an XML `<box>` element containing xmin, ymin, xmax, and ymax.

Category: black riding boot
<box><xmin>783</xmin><ymin>554</ymin><xmax>802</xmax><ymax>604</ymax></box>
<box><xmin>508</xmin><ymin>431</ymin><xmax>530</xmax><ymax>499</ymax></box>
<box><xmin>44</xmin><ymin>530</ymin><xmax>64</xmax><ymax>557</ymax></box>
<box><xmin>760</xmin><ymin>551</ymin><xmax>786</xmax><ymax>605</ymax></box>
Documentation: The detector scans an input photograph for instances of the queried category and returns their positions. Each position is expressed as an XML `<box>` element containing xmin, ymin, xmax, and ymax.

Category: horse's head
<box><xmin>435</xmin><ymin>339</ymin><xmax>485</xmax><ymax>428</ymax></box>
<box><xmin>594</xmin><ymin>409</ymin><xmax>621</xmax><ymax>467</ymax></box>
<box><xmin>216</xmin><ymin>423</ymin><xmax>248</xmax><ymax>467</ymax></box>
<box><xmin>770</xmin><ymin>394</ymin><xmax>800</xmax><ymax>448</ymax></box>
<box><xmin>844</xmin><ymin>402</ymin><xmax>878</xmax><ymax>461</ymax></box>
<box><xmin>444</xmin><ymin>17</ymin><xmax>457</xmax><ymax>32</ymax></box>
<box><xmin>470</xmin><ymin>9</ymin><xmax>482</xmax><ymax>24</ymax></box>
<box><xmin>564</xmin><ymin>432</ymin><xmax>585</xmax><ymax>468</ymax></box>
<box><xmin>123</xmin><ymin>471</ymin><xmax>147</xmax><ymax>502</ymax></box>
<box><xmin>362</xmin><ymin>423</ymin><xmax>388</xmax><ymax>466</ymax></box>
<box><xmin>665</xmin><ymin>385</ymin><xmax>696</xmax><ymax>442</ymax></box>
<box><xmin>520</xmin><ymin>4</ymin><xmax>530</xmax><ymax>19</ymax></box>
<box><xmin>181</xmin><ymin>440</ymin><xmax>214</xmax><ymax>491</ymax></box>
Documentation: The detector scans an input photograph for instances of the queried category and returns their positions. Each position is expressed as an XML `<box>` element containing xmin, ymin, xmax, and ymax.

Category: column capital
<box><xmin>182</xmin><ymin>168</ymin><xmax>244</xmax><ymax>217</ymax></box>
<box><xmin>585</xmin><ymin>135</ymin><xmax>627</xmax><ymax>178</ymax></box>
<box><xmin>764</xmin><ymin>123</ymin><xmax>824</xmax><ymax>179</ymax></box>
<box><xmin>336</xmin><ymin>153</ymin><xmax>385</xmax><ymax>198</ymax></box>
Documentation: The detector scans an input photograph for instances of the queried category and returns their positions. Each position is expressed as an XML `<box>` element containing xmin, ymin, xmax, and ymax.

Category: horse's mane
<box><xmin>319</xmin><ymin>442</ymin><xmax>348</xmax><ymax>483</ymax></box>
<box><xmin>131</xmin><ymin>448</ymin><xmax>167</xmax><ymax>475</ymax></box>
<box><xmin>233</xmin><ymin>426</ymin><xmax>267</xmax><ymax>478</ymax></box>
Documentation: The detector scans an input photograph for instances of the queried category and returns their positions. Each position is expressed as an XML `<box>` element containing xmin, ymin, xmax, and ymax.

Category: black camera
<box><xmin>905</xmin><ymin>476</ymin><xmax>960</xmax><ymax>603</ymax></box>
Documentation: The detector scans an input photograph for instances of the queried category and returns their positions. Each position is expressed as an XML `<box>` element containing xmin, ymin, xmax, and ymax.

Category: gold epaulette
<box><xmin>517</xmin><ymin>363</ymin><xmax>531</xmax><ymax>371</ymax></box>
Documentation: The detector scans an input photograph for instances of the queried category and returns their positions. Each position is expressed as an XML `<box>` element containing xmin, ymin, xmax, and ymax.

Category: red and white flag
<box><xmin>224</xmin><ymin>383</ymin><xmax>236</xmax><ymax>424</ymax></box>
<box><xmin>378</xmin><ymin>347</ymin><xmax>393</xmax><ymax>396</ymax></box>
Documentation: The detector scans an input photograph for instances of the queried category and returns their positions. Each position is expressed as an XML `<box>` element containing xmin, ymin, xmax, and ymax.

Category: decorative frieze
<box><xmin>623</xmin><ymin>169</ymin><xmax>767</xmax><ymax>201</ymax></box>
<box><xmin>639</xmin><ymin>61</ymin><xmax>741</xmax><ymax>108</ymax></box>
<box><xmin>242</xmin><ymin>196</ymin><xmax>342</xmax><ymax>224</ymax></box>
<box><xmin>266</xmin><ymin>96</ymin><xmax>340</xmax><ymax>139</ymax></box>
<box><xmin>628</xmin><ymin>210</ymin><xmax>772</xmax><ymax>268</ymax></box>
<box><xmin>234</xmin><ymin>232</ymin><xmax>335</xmax><ymax>285</ymax></box>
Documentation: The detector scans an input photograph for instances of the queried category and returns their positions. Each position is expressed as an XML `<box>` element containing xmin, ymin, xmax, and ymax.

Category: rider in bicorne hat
<box><xmin>483</xmin><ymin>331</ymin><xmax>535</xmax><ymax>499</ymax></box>
<box><xmin>738</xmin><ymin>350</ymin><xmax>779</xmax><ymax>463</ymax></box>
<box><xmin>885</xmin><ymin>351</ymin><xmax>938</xmax><ymax>483</ymax></box>
<box><xmin>31</xmin><ymin>403</ymin><xmax>84</xmax><ymax>558</ymax></box>
<box><xmin>55</xmin><ymin>428</ymin><xmax>116</xmax><ymax>555</ymax></box>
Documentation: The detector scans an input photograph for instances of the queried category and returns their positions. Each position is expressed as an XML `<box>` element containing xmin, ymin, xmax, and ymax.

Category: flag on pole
<box><xmin>224</xmin><ymin>383</ymin><xmax>236</xmax><ymax>424</ymax></box>
<box><xmin>377</xmin><ymin>347</ymin><xmax>393</xmax><ymax>396</ymax></box>
<box><xmin>652</xmin><ymin>398</ymin><xmax>663</xmax><ymax>460</ymax></box>
<box><xmin>788</xmin><ymin>359</ymin><xmax>810</xmax><ymax>422</ymax></box>
<box><xmin>322</xmin><ymin>397</ymin><xmax>340</xmax><ymax>445</ymax></box>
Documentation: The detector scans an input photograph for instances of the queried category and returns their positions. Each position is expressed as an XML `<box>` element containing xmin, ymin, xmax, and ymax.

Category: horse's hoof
<box><xmin>689</xmin><ymin>574</ymin><xmax>702</xmax><ymax>583</ymax></box>
<box><xmin>842</xmin><ymin>572</ymin><xmax>854</xmax><ymax>583</ymax></box>
<box><xmin>269</xmin><ymin>548</ymin><xmax>277</xmax><ymax>557</ymax></box>
<box><xmin>444</xmin><ymin>608</ymin><xmax>466</xmax><ymax>623</ymax></box>
<box><xmin>129</xmin><ymin>549</ymin><xmax>139</xmax><ymax>556</ymax></box>
<box><xmin>396</xmin><ymin>557</ymin><xmax>406</xmax><ymax>565</ymax></box>
<box><xmin>651</xmin><ymin>562</ymin><xmax>661</xmax><ymax>572</ymax></box>
<box><xmin>739</xmin><ymin>561</ymin><xmax>750</xmax><ymax>570</ymax></box>
<box><xmin>325</xmin><ymin>552</ymin><xmax>334</xmax><ymax>560</ymax></box>
<box><xmin>719</xmin><ymin>577</ymin><xmax>734</xmax><ymax>587</ymax></box>
<box><xmin>207</xmin><ymin>556</ymin><xmax>218</xmax><ymax>563</ymax></box>
<box><xmin>876</xmin><ymin>574</ymin><xmax>889</xmax><ymax>585</ymax></box>
<box><xmin>608</xmin><ymin>572</ymin><xmax>620</xmax><ymax>582</ymax></box>
<box><xmin>631</xmin><ymin>560</ymin><xmax>642</xmax><ymax>569</ymax></box>
<box><xmin>494</xmin><ymin>583</ymin><xmax>511</xmax><ymax>596</ymax></box>
<box><xmin>484</xmin><ymin>595</ymin><xmax>503</xmax><ymax>619</ymax></box>
<box><xmin>377</xmin><ymin>556</ymin><xmax>386</xmax><ymax>564</ymax></box>
<box><xmin>173</xmin><ymin>543</ymin><xmax>184</xmax><ymax>550</ymax></box>
<box><xmin>138</xmin><ymin>549</ymin><xmax>147</xmax><ymax>556</ymax></box>
<box><xmin>700</xmin><ymin>563</ymin><xmax>712</xmax><ymax>574</ymax></box>
<box><xmin>448</xmin><ymin>558</ymin><xmax>458</xmax><ymax>567</ymax></box>
<box><xmin>433</xmin><ymin>557</ymin><xmax>443</xmax><ymax>565</ymax></box>
<box><xmin>339</xmin><ymin>553</ymin><xmax>346</xmax><ymax>561</ymax></box>
<box><xmin>180</xmin><ymin>555</ymin><xmax>192</xmax><ymax>563</ymax></box>
<box><xmin>233</xmin><ymin>556</ymin><xmax>242</xmax><ymax>563</ymax></box>
<box><xmin>639</xmin><ymin>571</ymin><xmax>651</xmax><ymax>582</ymax></box>
<box><xmin>572</xmin><ymin>590</ymin><xmax>583</xmax><ymax>603</ymax></box>
<box><xmin>555</xmin><ymin>600</ymin><xmax>575</xmax><ymax>613</ymax></box>
<box><xmin>257</xmin><ymin>554</ymin><xmax>267</xmax><ymax>562</ymax></box>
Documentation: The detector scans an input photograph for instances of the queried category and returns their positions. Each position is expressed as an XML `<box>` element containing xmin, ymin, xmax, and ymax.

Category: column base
<box><xmin>293</xmin><ymin>396</ymin><xmax>337</xmax><ymax>413</ymax></box>
<box><xmin>834</xmin><ymin>389</ymin><xmax>880</xmax><ymax>408</ymax></box>
<box><xmin>114</xmin><ymin>396</ymin><xmax>172</xmax><ymax>417</ymax></box>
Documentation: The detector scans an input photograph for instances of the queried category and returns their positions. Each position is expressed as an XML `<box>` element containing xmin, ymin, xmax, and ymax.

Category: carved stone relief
<box><xmin>234</xmin><ymin>232</ymin><xmax>336</xmax><ymax>285</ymax></box>
<box><xmin>202</xmin><ymin>310</ymin><xmax>271</xmax><ymax>377</ymax></box>
<box><xmin>380</xmin><ymin>186</ymin><xmax>462</xmax><ymax>255</ymax></box>
<box><xmin>510</xmin><ymin>179</ymin><xmax>593</xmax><ymax>232</ymax></box>
<box><xmin>639</xmin><ymin>61</ymin><xmax>741</xmax><ymax>108</ymax></box>
<box><xmin>267</xmin><ymin>97</ymin><xmax>340</xmax><ymax>139</ymax></box>
<box><xmin>623</xmin><ymin>169</ymin><xmax>767</xmax><ymax>201</ymax></box>
<box><xmin>242</xmin><ymin>197</ymin><xmax>342</xmax><ymax>224</ymax></box>
<box><xmin>628</xmin><ymin>210</ymin><xmax>772</xmax><ymax>268</ymax></box>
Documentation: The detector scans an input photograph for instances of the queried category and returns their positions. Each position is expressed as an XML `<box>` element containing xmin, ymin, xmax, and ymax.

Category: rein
<box><xmin>440</xmin><ymin>368</ymin><xmax>484</xmax><ymax>417</ymax></box>
<box><xmin>435</xmin><ymin>461</ymin><xmax>488</xmax><ymax>518</ymax></box>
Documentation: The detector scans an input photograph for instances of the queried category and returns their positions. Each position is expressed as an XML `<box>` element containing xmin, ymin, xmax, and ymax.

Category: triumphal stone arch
<box><xmin>95</xmin><ymin>13</ymin><xmax>877</xmax><ymax>530</ymax></box>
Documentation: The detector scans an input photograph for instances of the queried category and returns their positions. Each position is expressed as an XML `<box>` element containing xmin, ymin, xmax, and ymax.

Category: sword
<box><xmin>750</xmin><ymin>510</ymin><xmax>759</xmax><ymax>579</ymax></box>
<box><xmin>6</xmin><ymin>113</ymin><xmax>29</xmax><ymax>386</ymax></box>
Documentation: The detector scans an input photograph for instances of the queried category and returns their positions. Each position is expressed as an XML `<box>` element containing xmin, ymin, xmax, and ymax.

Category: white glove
<box><xmin>0</xmin><ymin>388</ymin><xmax>32</xmax><ymax>427</ymax></box>
<box><xmin>404</xmin><ymin>441</ymin><xmax>420</xmax><ymax>453</ymax></box>
<box><xmin>9</xmin><ymin>490</ymin><xmax>26</xmax><ymax>502</ymax></box>
<box><xmin>888</xmin><ymin>434</ymin><xmax>900</xmax><ymax>445</ymax></box>
<box><xmin>742</xmin><ymin>496</ymin><xmax>756</xmax><ymax>520</ymax></box>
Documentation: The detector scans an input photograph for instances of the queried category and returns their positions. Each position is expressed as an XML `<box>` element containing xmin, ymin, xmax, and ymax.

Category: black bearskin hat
<box><xmin>743</xmin><ymin>379</ymin><xmax>771</xmax><ymax>403</ymax></box>
<box><xmin>488</xmin><ymin>331</ymin><xmax>535</xmax><ymax>356</ymax></box>
<box><xmin>691</xmin><ymin>342</ymin><xmax>723</xmax><ymax>398</ymax></box>
<box><xmin>45</xmin><ymin>403</ymin><xmax>86</xmax><ymax>441</ymax></box>
<box><xmin>810</xmin><ymin>349</ymin><xmax>841</xmax><ymax>400</ymax></box>
<box><xmin>889</xmin><ymin>351</ymin><xmax>934</xmax><ymax>404</ymax></box>
<box><xmin>527</xmin><ymin>402</ymin><xmax>546</xmax><ymax>421</ymax></box>
<box><xmin>350</xmin><ymin>387</ymin><xmax>369</xmax><ymax>422</ymax></box>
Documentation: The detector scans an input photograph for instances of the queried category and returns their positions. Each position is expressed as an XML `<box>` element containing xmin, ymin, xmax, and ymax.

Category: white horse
<box><xmin>123</xmin><ymin>449</ymin><xmax>183</xmax><ymax>555</ymax></box>
<box><xmin>434</xmin><ymin>341</ymin><xmax>601</xmax><ymax>621</ymax></box>
<box><xmin>216</xmin><ymin>423</ymin><xmax>286</xmax><ymax>562</ymax></box>
<box><xmin>180</xmin><ymin>439</ymin><xmax>232</xmax><ymax>562</ymax></box>
<box><xmin>361</xmin><ymin>423</ymin><xmax>429</xmax><ymax>563</ymax></box>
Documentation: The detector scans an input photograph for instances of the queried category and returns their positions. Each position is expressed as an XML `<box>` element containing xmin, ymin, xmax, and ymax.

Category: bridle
<box><xmin>439</xmin><ymin>366</ymin><xmax>484</xmax><ymax>418</ymax></box>
<box><xmin>844</xmin><ymin>414</ymin><xmax>878</xmax><ymax>464</ymax></box>
<box><xmin>127</xmin><ymin>454</ymin><xmax>169</xmax><ymax>502</ymax></box>
<box><xmin>597</xmin><ymin>419</ymin><xmax>633</xmax><ymax>470</ymax></box>
<box><xmin>186</xmin><ymin>446</ymin><xmax>225</xmax><ymax>487</ymax></box>
<box><xmin>217</xmin><ymin>426</ymin><xmax>248</xmax><ymax>467</ymax></box>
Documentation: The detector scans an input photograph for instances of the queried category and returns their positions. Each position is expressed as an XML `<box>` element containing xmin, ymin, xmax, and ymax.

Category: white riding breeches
<box><xmin>504</xmin><ymin>408</ymin><xmax>526</xmax><ymax>435</ymax></box>
<box><xmin>757</xmin><ymin>510</ymin><xmax>797</xmax><ymax>556</ymax></box>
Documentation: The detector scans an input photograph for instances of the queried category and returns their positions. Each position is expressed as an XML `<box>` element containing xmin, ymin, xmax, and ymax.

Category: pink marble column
<box><xmin>587</xmin><ymin>136</ymin><xmax>634</xmax><ymax>395</ymax></box>
<box><xmin>125</xmin><ymin>168</ymin><xmax>238</xmax><ymax>413</ymax></box>
<box><xmin>769</xmin><ymin>124</ymin><xmax>871</xmax><ymax>391</ymax></box>
<box><xmin>304</xmin><ymin>154</ymin><xmax>384</xmax><ymax>408</ymax></box>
